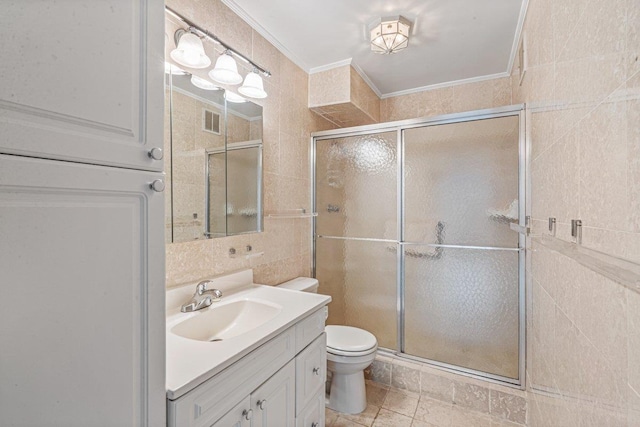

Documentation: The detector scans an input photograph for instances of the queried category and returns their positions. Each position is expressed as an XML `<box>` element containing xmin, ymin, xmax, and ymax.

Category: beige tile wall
<box><xmin>165</xmin><ymin>0</ymin><xmax>335</xmax><ymax>288</ymax></box>
<box><xmin>513</xmin><ymin>0</ymin><xmax>640</xmax><ymax>424</ymax></box>
<box><xmin>380</xmin><ymin>77</ymin><xmax>513</xmax><ymax>122</ymax></box>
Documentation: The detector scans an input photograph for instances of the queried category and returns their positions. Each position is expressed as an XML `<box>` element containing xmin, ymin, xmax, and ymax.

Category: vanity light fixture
<box><xmin>166</xmin><ymin>6</ymin><xmax>270</xmax><ymax>98</ymax></box>
<box><xmin>190</xmin><ymin>75</ymin><xmax>220</xmax><ymax>90</ymax></box>
<box><xmin>170</xmin><ymin>30</ymin><xmax>211</xmax><ymax>68</ymax></box>
<box><xmin>224</xmin><ymin>91</ymin><xmax>247</xmax><ymax>103</ymax></box>
<box><xmin>209</xmin><ymin>51</ymin><xmax>243</xmax><ymax>85</ymax></box>
<box><xmin>370</xmin><ymin>16</ymin><xmax>412</xmax><ymax>54</ymax></box>
<box><xmin>238</xmin><ymin>69</ymin><xmax>267</xmax><ymax>99</ymax></box>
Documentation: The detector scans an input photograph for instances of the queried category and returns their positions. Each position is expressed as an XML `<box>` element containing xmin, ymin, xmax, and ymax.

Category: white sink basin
<box><xmin>171</xmin><ymin>299</ymin><xmax>282</xmax><ymax>342</ymax></box>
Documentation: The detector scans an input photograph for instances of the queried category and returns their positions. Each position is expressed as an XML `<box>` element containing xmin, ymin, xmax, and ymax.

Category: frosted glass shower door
<box><xmin>403</xmin><ymin>116</ymin><xmax>521</xmax><ymax>380</ymax></box>
<box><xmin>315</xmin><ymin>132</ymin><xmax>398</xmax><ymax>350</ymax></box>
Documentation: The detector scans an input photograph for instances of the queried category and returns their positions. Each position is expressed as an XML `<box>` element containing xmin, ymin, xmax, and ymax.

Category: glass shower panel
<box><xmin>403</xmin><ymin>115</ymin><xmax>521</xmax><ymax>380</ymax></box>
<box><xmin>403</xmin><ymin>116</ymin><xmax>520</xmax><ymax>248</ymax></box>
<box><xmin>403</xmin><ymin>245</ymin><xmax>519</xmax><ymax>378</ymax></box>
<box><xmin>226</xmin><ymin>146</ymin><xmax>260</xmax><ymax>235</ymax></box>
<box><xmin>315</xmin><ymin>237</ymin><xmax>397</xmax><ymax>350</ymax></box>
<box><xmin>207</xmin><ymin>152</ymin><xmax>226</xmax><ymax>238</ymax></box>
<box><xmin>315</xmin><ymin>132</ymin><xmax>397</xmax><ymax>240</ymax></box>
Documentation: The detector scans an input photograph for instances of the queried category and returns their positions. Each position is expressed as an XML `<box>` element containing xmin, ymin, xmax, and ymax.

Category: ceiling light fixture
<box><xmin>190</xmin><ymin>75</ymin><xmax>220</xmax><ymax>90</ymax></box>
<box><xmin>209</xmin><ymin>51</ymin><xmax>243</xmax><ymax>85</ymax></box>
<box><xmin>170</xmin><ymin>30</ymin><xmax>211</xmax><ymax>68</ymax></box>
<box><xmin>238</xmin><ymin>69</ymin><xmax>267</xmax><ymax>99</ymax></box>
<box><xmin>370</xmin><ymin>16</ymin><xmax>412</xmax><ymax>54</ymax></box>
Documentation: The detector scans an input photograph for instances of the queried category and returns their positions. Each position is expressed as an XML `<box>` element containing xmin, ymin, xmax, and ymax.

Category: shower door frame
<box><xmin>311</xmin><ymin>104</ymin><xmax>528</xmax><ymax>388</ymax></box>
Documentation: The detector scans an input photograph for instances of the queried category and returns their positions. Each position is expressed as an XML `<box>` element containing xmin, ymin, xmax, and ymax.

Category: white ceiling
<box><xmin>221</xmin><ymin>0</ymin><xmax>527</xmax><ymax>98</ymax></box>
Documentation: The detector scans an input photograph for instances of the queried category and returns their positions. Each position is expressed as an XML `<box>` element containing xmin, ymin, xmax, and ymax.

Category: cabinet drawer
<box><xmin>295</xmin><ymin>308</ymin><xmax>325</xmax><ymax>353</ymax></box>
<box><xmin>295</xmin><ymin>390</ymin><xmax>325</xmax><ymax>427</ymax></box>
<box><xmin>295</xmin><ymin>333</ymin><xmax>326</xmax><ymax>415</ymax></box>
<box><xmin>168</xmin><ymin>327</ymin><xmax>295</xmax><ymax>427</ymax></box>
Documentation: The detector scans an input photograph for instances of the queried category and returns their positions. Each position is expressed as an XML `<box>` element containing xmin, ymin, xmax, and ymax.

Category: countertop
<box><xmin>166</xmin><ymin>283</ymin><xmax>331</xmax><ymax>400</ymax></box>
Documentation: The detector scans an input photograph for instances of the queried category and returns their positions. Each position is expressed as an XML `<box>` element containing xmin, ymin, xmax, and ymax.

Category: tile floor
<box><xmin>325</xmin><ymin>381</ymin><xmax>524</xmax><ymax>427</ymax></box>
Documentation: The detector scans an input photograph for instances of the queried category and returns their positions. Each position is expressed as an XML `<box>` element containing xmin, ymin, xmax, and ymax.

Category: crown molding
<box><xmin>308</xmin><ymin>58</ymin><xmax>353</xmax><ymax>74</ymax></box>
<box><xmin>221</xmin><ymin>0</ymin><xmax>312</xmax><ymax>73</ymax></box>
<box><xmin>380</xmin><ymin>72</ymin><xmax>511</xmax><ymax>99</ymax></box>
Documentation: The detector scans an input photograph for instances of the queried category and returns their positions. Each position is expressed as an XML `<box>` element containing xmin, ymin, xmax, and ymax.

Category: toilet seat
<box><xmin>326</xmin><ymin>325</ymin><xmax>377</xmax><ymax>357</ymax></box>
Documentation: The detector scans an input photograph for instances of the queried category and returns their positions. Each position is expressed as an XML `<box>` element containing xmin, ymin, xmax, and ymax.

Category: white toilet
<box><xmin>278</xmin><ymin>277</ymin><xmax>378</xmax><ymax>414</ymax></box>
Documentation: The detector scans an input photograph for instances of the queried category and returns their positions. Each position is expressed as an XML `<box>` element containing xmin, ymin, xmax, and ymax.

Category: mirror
<box><xmin>164</xmin><ymin>70</ymin><xmax>263</xmax><ymax>243</ymax></box>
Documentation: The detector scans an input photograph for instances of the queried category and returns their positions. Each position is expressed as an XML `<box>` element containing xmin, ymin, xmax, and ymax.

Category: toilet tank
<box><xmin>277</xmin><ymin>277</ymin><xmax>319</xmax><ymax>293</ymax></box>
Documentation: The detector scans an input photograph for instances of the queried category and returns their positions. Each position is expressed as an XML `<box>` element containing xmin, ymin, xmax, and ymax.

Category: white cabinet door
<box><xmin>0</xmin><ymin>1</ymin><xmax>164</xmax><ymax>172</ymax></box>
<box><xmin>211</xmin><ymin>397</ymin><xmax>252</xmax><ymax>427</ymax></box>
<box><xmin>0</xmin><ymin>154</ymin><xmax>166</xmax><ymax>426</ymax></box>
<box><xmin>251</xmin><ymin>360</ymin><xmax>296</xmax><ymax>427</ymax></box>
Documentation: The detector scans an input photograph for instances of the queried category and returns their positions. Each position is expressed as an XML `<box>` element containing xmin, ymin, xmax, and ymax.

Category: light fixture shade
<box><xmin>370</xmin><ymin>16</ymin><xmax>411</xmax><ymax>54</ymax></box>
<box><xmin>209</xmin><ymin>53</ymin><xmax>243</xmax><ymax>85</ymax></box>
<box><xmin>165</xmin><ymin>61</ymin><xmax>187</xmax><ymax>75</ymax></box>
<box><xmin>238</xmin><ymin>71</ymin><xmax>267</xmax><ymax>99</ymax></box>
<box><xmin>224</xmin><ymin>91</ymin><xmax>247</xmax><ymax>103</ymax></box>
<box><xmin>170</xmin><ymin>32</ymin><xmax>211</xmax><ymax>68</ymax></box>
<box><xmin>190</xmin><ymin>75</ymin><xmax>219</xmax><ymax>90</ymax></box>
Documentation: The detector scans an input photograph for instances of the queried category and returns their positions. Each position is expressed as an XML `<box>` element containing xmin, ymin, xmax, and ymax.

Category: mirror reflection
<box><xmin>164</xmin><ymin>70</ymin><xmax>263</xmax><ymax>243</ymax></box>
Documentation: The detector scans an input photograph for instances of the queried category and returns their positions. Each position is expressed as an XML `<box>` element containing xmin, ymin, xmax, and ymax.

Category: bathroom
<box><xmin>1</xmin><ymin>0</ymin><xmax>638</xmax><ymax>426</ymax></box>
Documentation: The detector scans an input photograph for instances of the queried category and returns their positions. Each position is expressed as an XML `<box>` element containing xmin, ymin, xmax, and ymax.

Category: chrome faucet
<box><xmin>180</xmin><ymin>280</ymin><xmax>223</xmax><ymax>312</ymax></box>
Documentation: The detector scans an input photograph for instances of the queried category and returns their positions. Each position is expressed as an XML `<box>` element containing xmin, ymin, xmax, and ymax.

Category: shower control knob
<box><xmin>149</xmin><ymin>179</ymin><xmax>165</xmax><ymax>192</ymax></box>
<box><xmin>148</xmin><ymin>147</ymin><xmax>163</xmax><ymax>160</ymax></box>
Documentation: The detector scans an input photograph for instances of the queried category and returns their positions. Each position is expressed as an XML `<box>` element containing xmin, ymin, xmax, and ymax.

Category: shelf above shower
<box><xmin>265</xmin><ymin>208</ymin><xmax>318</xmax><ymax>219</ymax></box>
<box><xmin>532</xmin><ymin>234</ymin><xmax>640</xmax><ymax>294</ymax></box>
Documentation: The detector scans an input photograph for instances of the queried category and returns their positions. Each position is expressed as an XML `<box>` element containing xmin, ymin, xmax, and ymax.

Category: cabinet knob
<box><xmin>148</xmin><ymin>147</ymin><xmax>163</xmax><ymax>160</ymax></box>
<box><xmin>313</xmin><ymin>366</ymin><xmax>321</xmax><ymax>375</ymax></box>
<box><xmin>311</xmin><ymin>422</ymin><xmax>319</xmax><ymax>427</ymax></box>
<box><xmin>257</xmin><ymin>399</ymin><xmax>267</xmax><ymax>410</ymax></box>
<box><xmin>242</xmin><ymin>409</ymin><xmax>253</xmax><ymax>421</ymax></box>
<box><xmin>149</xmin><ymin>179</ymin><xmax>165</xmax><ymax>192</ymax></box>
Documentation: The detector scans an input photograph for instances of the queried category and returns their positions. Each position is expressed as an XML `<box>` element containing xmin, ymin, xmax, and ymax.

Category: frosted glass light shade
<box><xmin>170</xmin><ymin>32</ymin><xmax>211</xmax><ymax>68</ymax></box>
<box><xmin>238</xmin><ymin>71</ymin><xmax>267</xmax><ymax>99</ymax></box>
<box><xmin>224</xmin><ymin>91</ymin><xmax>246</xmax><ymax>103</ymax></box>
<box><xmin>209</xmin><ymin>53</ymin><xmax>243</xmax><ymax>85</ymax></box>
<box><xmin>370</xmin><ymin>16</ymin><xmax>411</xmax><ymax>54</ymax></box>
<box><xmin>190</xmin><ymin>75</ymin><xmax>219</xmax><ymax>90</ymax></box>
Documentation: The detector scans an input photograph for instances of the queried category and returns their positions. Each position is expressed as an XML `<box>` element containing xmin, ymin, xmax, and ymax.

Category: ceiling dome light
<box><xmin>224</xmin><ymin>91</ymin><xmax>247</xmax><ymax>103</ymax></box>
<box><xmin>238</xmin><ymin>70</ymin><xmax>267</xmax><ymax>99</ymax></box>
<box><xmin>170</xmin><ymin>31</ymin><xmax>211</xmax><ymax>68</ymax></box>
<box><xmin>370</xmin><ymin>16</ymin><xmax>412</xmax><ymax>54</ymax></box>
<box><xmin>165</xmin><ymin>61</ymin><xmax>187</xmax><ymax>75</ymax></box>
<box><xmin>209</xmin><ymin>52</ymin><xmax>243</xmax><ymax>85</ymax></box>
<box><xmin>190</xmin><ymin>75</ymin><xmax>219</xmax><ymax>90</ymax></box>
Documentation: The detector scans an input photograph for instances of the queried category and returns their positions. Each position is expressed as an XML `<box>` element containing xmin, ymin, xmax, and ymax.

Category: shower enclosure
<box><xmin>312</xmin><ymin>106</ymin><xmax>526</xmax><ymax>385</ymax></box>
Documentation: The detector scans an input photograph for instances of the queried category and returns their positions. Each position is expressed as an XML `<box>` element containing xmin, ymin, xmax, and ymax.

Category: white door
<box><xmin>251</xmin><ymin>360</ymin><xmax>296</xmax><ymax>427</ymax></box>
<box><xmin>0</xmin><ymin>154</ymin><xmax>166</xmax><ymax>426</ymax></box>
<box><xmin>0</xmin><ymin>1</ymin><xmax>164</xmax><ymax>172</ymax></box>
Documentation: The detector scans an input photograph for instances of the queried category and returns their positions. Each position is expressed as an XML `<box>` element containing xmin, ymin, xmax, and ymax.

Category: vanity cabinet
<box><xmin>167</xmin><ymin>309</ymin><xmax>327</xmax><ymax>427</ymax></box>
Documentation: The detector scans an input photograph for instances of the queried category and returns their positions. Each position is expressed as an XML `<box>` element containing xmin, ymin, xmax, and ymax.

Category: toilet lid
<box><xmin>325</xmin><ymin>325</ymin><xmax>377</xmax><ymax>353</ymax></box>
